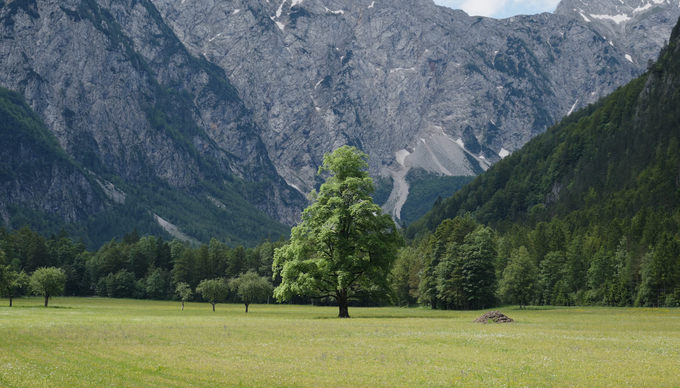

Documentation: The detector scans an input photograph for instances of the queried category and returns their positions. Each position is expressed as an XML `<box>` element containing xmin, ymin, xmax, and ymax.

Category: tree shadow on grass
<box><xmin>314</xmin><ymin>315</ymin><xmax>459</xmax><ymax>319</ymax></box>
<box><xmin>0</xmin><ymin>305</ymin><xmax>75</xmax><ymax>309</ymax></box>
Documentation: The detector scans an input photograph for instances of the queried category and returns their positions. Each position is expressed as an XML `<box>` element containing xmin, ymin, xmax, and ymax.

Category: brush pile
<box><xmin>473</xmin><ymin>311</ymin><xmax>514</xmax><ymax>324</ymax></box>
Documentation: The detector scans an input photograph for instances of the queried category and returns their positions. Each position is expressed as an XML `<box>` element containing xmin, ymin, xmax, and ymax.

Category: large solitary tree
<box><xmin>273</xmin><ymin>146</ymin><xmax>403</xmax><ymax>318</ymax></box>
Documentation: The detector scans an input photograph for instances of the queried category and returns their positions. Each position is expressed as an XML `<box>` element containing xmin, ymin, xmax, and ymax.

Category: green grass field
<box><xmin>1</xmin><ymin>298</ymin><xmax>679</xmax><ymax>387</ymax></box>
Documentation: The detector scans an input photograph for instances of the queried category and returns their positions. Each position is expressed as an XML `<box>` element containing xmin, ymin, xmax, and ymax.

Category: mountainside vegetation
<box><xmin>1</xmin><ymin>0</ymin><xmax>305</xmax><ymax>247</ymax></box>
<box><xmin>402</xmin><ymin>18</ymin><xmax>680</xmax><ymax>308</ymax></box>
<box><xmin>400</xmin><ymin>169</ymin><xmax>475</xmax><ymax>226</ymax></box>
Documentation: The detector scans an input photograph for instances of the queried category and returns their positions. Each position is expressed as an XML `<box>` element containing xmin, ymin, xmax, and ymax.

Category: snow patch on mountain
<box><xmin>591</xmin><ymin>14</ymin><xmax>631</xmax><ymax>23</ymax></box>
<box><xmin>567</xmin><ymin>100</ymin><xmax>579</xmax><ymax>115</ymax></box>
<box><xmin>396</xmin><ymin>149</ymin><xmax>411</xmax><ymax>166</ymax></box>
<box><xmin>499</xmin><ymin>148</ymin><xmax>511</xmax><ymax>159</ymax></box>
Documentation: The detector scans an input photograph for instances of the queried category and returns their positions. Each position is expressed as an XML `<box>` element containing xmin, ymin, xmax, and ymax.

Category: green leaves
<box><xmin>498</xmin><ymin>247</ymin><xmax>538</xmax><ymax>308</ymax></box>
<box><xmin>195</xmin><ymin>278</ymin><xmax>229</xmax><ymax>311</ymax></box>
<box><xmin>175</xmin><ymin>282</ymin><xmax>193</xmax><ymax>302</ymax></box>
<box><xmin>29</xmin><ymin>267</ymin><xmax>66</xmax><ymax>307</ymax></box>
<box><xmin>273</xmin><ymin>146</ymin><xmax>402</xmax><ymax>317</ymax></box>
<box><xmin>229</xmin><ymin>271</ymin><xmax>272</xmax><ymax>312</ymax></box>
<box><xmin>0</xmin><ymin>264</ymin><xmax>28</xmax><ymax>306</ymax></box>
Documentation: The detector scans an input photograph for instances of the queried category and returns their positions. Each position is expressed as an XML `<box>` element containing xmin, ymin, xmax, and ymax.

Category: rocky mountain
<box><xmin>0</xmin><ymin>87</ymin><xmax>106</xmax><ymax>225</ymax></box>
<box><xmin>0</xmin><ymin>0</ymin><xmax>678</xmax><ymax>245</ymax></box>
<box><xmin>0</xmin><ymin>0</ymin><xmax>299</xmax><ymax>247</ymax></box>
<box><xmin>151</xmin><ymin>0</ymin><xmax>680</xmax><ymax>220</ymax></box>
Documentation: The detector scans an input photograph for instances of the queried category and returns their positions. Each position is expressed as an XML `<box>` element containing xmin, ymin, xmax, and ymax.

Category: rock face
<box><xmin>0</xmin><ymin>88</ymin><xmax>107</xmax><ymax>226</ymax></box>
<box><xmin>151</xmin><ymin>0</ymin><xmax>680</xmax><ymax>219</ymax></box>
<box><xmin>0</xmin><ymin>0</ymin><xmax>305</xmax><ymax>243</ymax></box>
<box><xmin>0</xmin><ymin>0</ymin><xmax>678</xmax><ymax>236</ymax></box>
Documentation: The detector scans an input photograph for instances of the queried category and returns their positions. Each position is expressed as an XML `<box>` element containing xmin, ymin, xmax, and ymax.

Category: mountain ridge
<box><xmin>0</xmin><ymin>0</ymin><xmax>297</xmax><ymax>247</ymax></box>
<box><xmin>1</xmin><ymin>0</ymin><xmax>679</xmax><ymax>243</ymax></box>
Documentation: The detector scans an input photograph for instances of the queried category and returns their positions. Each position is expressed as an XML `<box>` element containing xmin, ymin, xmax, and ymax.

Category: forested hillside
<box><xmin>402</xmin><ymin>18</ymin><xmax>680</xmax><ymax>308</ymax></box>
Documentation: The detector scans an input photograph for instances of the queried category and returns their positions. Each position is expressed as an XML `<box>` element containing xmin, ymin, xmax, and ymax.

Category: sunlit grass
<box><xmin>1</xmin><ymin>298</ymin><xmax>679</xmax><ymax>387</ymax></box>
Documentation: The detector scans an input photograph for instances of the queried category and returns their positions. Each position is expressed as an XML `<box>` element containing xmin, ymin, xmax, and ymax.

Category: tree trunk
<box><xmin>337</xmin><ymin>289</ymin><xmax>350</xmax><ymax>318</ymax></box>
<box><xmin>181</xmin><ymin>301</ymin><xmax>185</xmax><ymax>311</ymax></box>
<box><xmin>212</xmin><ymin>303</ymin><xmax>215</xmax><ymax>312</ymax></box>
<box><xmin>431</xmin><ymin>297</ymin><xmax>437</xmax><ymax>309</ymax></box>
<box><xmin>245</xmin><ymin>303</ymin><xmax>249</xmax><ymax>313</ymax></box>
<box><xmin>9</xmin><ymin>295</ymin><xmax>12</xmax><ymax>307</ymax></box>
<box><xmin>44</xmin><ymin>295</ymin><xmax>49</xmax><ymax>307</ymax></box>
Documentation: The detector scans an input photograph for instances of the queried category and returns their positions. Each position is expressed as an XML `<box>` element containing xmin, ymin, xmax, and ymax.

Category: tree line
<box><xmin>393</xmin><ymin>211</ymin><xmax>680</xmax><ymax>309</ymax></box>
<box><xmin>3</xmin><ymin>207</ymin><xmax>679</xmax><ymax>311</ymax></box>
<box><xmin>3</xmin><ymin>133</ymin><xmax>680</xmax><ymax>312</ymax></box>
<box><xmin>0</xmin><ymin>226</ymin><xmax>278</xmax><ymax>310</ymax></box>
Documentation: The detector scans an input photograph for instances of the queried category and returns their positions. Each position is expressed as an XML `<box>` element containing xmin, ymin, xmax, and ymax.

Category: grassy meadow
<box><xmin>1</xmin><ymin>298</ymin><xmax>679</xmax><ymax>387</ymax></box>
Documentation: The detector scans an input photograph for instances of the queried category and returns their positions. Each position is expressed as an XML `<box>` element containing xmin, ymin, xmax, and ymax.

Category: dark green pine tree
<box><xmin>419</xmin><ymin>215</ymin><xmax>478</xmax><ymax>309</ymax></box>
<box><xmin>155</xmin><ymin>237</ymin><xmax>172</xmax><ymax>271</ymax></box>
<box><xmin>173</xmin><ymin>248</ymin><xmax>196</xmax><ymax>288</ymax></box>
<box><xmin>460</xmin><ymin>227</ymin><xmax>497</xmax><ymax>310</ymax></box>
<box><xmin>226</xmin><ymin>246</ymin><xmax>246</xmax><ymax>279</ymax></box>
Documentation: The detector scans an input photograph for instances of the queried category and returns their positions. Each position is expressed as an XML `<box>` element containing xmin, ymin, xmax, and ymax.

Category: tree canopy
<box><xmin>498</xmin><ymin>247</ymin><xmax>538</xmax><ymax>309</ymax></box>
<box><xmin>0</xmin><ymin>264</ymin><xmax>28</xmax><ymax>307</ymax></box>
<box><xmin>273</xmin><ymin>146</ymin><xmax>403</xmax><ymax>317</ymax></box>
<box><xmin>229</xmin><ymin>271</ymin><xmax>273</xmax><ymax>313</ymax></box>
<box><xmin>175</xmin><ymin>282</ymin><xmax>193</xmax><ymax>310</ymax></box>
<box><xmin>196</xmin><ymin>278</ymin><xmax>229</xmax><ymax>311</ymax></box>
<box><xmin>29</xmin><ymin>267</ymin><xmax>66</xmax><ymax>307</ymax></box>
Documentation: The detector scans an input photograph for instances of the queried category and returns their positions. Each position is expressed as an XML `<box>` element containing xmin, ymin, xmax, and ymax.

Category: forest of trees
<box><xmin>3</xmin><ymin>205</ymin><xmax>678</xmax><ymax>310</ymax></box>
<box><xmin>0</xmin><ymin>226</ymin><xmax>282</xmax><ymax>305</ymax></box>
<box><xmin>399</xmin><ymin>19</ymin><xmax>680</xmax><ymax>309</ymax></box>
<box><xmin>393</xmin><ymin>212</ymin><xmax>680</xmax><ymax>309</ymax></box>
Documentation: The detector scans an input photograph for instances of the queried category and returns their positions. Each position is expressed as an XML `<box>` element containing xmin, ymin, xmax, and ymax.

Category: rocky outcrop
<box><xmin>151</xmin><ymin>0</ymin><xmax>680</xmax><ymax>219</ymax></box>
<box><xmin>0</xmin><ymin>0</ymin><xmax>306</xmax><ymax>233</ymax></box>
<box><xmin>0</xmin><ymin>87</ymin><xmax>107</xmax><ymax>226</ymax></box>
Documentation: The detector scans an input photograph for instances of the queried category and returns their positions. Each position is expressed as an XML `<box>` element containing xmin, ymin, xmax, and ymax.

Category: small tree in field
<box><xmin>196</xmin><ymin>278</ymin><xmax>229</xmax><ymax>311</ymax></box>
<box><xmin>273</xmin><ymin>146</ymin><xmax>403</xmax><ymax>318</ymax></box>
<box><xmin>230</xmin><ymin>271</ymin><xmax>273</xmax><ymax>313</ymax></box>
<box><xmin>30</xmin><ymin>267</ymin><xmax>67</xmax><ymax>307</ymax></box>
<box><xmin>175</xmin><ymin>282</ymin><xmax>193</xmax><ymax>310</ymax></box>
<box><xmin>0</xmin><ymin>265</ymin><xmax>29</xmax><ymax>307</ymax></box>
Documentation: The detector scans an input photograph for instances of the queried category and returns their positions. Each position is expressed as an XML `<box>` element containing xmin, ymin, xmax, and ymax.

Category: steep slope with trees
<box><xmin>0</xmin><ymin>86</ymin><xmax>289</xmax><ymax>248</ymax></box>
<box><xmin>407</xmin><ymin>17</ymin><xmax>680</xmax><ymax>307</ymax></box>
